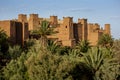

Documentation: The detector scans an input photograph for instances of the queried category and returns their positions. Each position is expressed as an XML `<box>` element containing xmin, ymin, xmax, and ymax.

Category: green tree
<box><xmin>23</xmin><ymin>39</ymin><xmax>37</xmax><ymax>52</ymax></box>
<box><xmin>2</xmin><ymin>40</ymin><xmax>95</xmax><ymax>80</ymax></box>
<box><xmin>3</xmin><ymin>53</ymin><xmax>27</xmax><ymax>80</ymax></box>
<box><xmin>30</xmin><ymin>20</ymin><xmax>56</xmax><ymax>47</ymax></box>
<box><xmin>99</xmin><ymin>59</ymin><xmax>120</xmax><ymax>80</ymax></box>
<box><xmin>0</xmin><ymin>28</ymin><xmax>9</xmax><ymax>53</ymax></box>
<box><xmin>98</xmin><ymin>34</ymin><xmax>113</xmax><ymax>48</ymax></box>
<box><xmin>76</xmin><ymin>40</ymin><xmax>91</xmax><ymax>53</ymax></box>
<box><xmin>81</xmin><ymin>47</ymin><xmax>120</xmax><ymax>80</ymax></box>
<box><xmin>58</xmin><ymin>46</ymin><xmax>72</xmax><ymax>55</ymax></box>
<box><xmin>8</xmin><ymin>45</ymin><xmax>22</xmax><ymax>60</ymax></box>
<box><xmin>0</xmin><ymin>28</ymin><xmax>9</xmax><ymax>68</ymax></box>
<box><xmin>25</xmin><ymin>43</ymin><xmax>74</xmax><ymax>80</ymax></box>
<box><xmin>2</xmin><ymin>40</ymin><xmax>41</xmax><ymax>80</ymax></box>
<box><xmin>112</xmin><ymin>39</ymin><xmax>120</xmax><ymax>62</ymax></box>
<box><xmin>47</xmin><ymin>40</ymin><xmax>61</xmax><ymax>53</ymax></box>
<box><xmin>25</xmin><ymin>42</ymin><xmax>93</xmax><ymax>80</ymax></box>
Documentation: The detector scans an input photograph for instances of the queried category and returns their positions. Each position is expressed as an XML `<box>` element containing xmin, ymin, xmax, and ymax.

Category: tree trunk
<box><xmin>39</xmin><ymin>36</ymin><xmax>47</xmax><ymax>48</ymax></box>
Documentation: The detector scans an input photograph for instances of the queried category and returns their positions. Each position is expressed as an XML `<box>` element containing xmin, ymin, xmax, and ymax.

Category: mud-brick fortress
<box><xmin>0</xmin><ymin>14</ymin><xmax>111</xmax><ymax>47</ymax></box>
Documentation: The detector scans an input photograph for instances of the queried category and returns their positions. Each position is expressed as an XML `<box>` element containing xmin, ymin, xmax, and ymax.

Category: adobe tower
<box><xmin>50</xmin><ymin>16</ymin><xmax>58</xmax><ymax>27</ymax></box>
<box><xmin>18</xmin><ymin>14</ymin><xmax>27</xmax><ymax>22</ymax></box>
<box><xmin>104</xmin><ymin>24</ymin><xmax>110</xmax><ymax>35</ymax></box>
<box><xmin>78</xmin><ymin>18</ymin><xmax>88</xmax><ymax>40</ymax></box>
<box><xmin>58</xmin><ymin>17</ymin><xmax>75</xmax><ymax>46</ymax></box>
<box><xmin>29</xmin><ymin>14</ymin><xmax>39</xmax><ymax>30</ymax></box>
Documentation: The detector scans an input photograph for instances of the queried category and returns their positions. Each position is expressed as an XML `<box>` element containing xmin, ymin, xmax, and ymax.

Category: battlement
<box><xmin>29</xmin><ymin>14</ymin><xmax>39</xmax><ymax>19</ymax></box>
<box><xmin>104</xmin><ymin>24</ymin><xmax>110</xmax><ymax>34</ymax></box>
<box><xmin>78</xmin><ymin>18</ymin><xmax>87</xmax><ymax>24</ymax></box>
<box><xmin>94</xmin><ymin>23</ymin><xmax>99</xmax><ymax>26</ymax></box>
<box><xmin>62</xmin><ymin>17</ymin><xmax>73</xmax><ymax>28</ymax></box>
<box><xmin>18</xmin><ymin>14</ymin><xmax>27</xmax><ymax>22</ymax></box>
<box><xmin>50</xmin><ymin>16</ymin><xmax>57</xmax><ymax>21</ymax></box>
<box><xmin>63</xmin><ymin>17</ymin><xmax>73</xmax><ymax>22</ymax></box>
<box><xmin>50</xmin><ymin>15</ymin><xmax>57</xmax><ymax>19</ymax></box>
<box><xmin>0</xmin><ymin>13</ymin><xmax>111</xmax><ymax>47</ymax></box>
<box><xmin>50</xmin><ymin>16</ymin><xmax>58</xmax><ymax>27</ymax></box>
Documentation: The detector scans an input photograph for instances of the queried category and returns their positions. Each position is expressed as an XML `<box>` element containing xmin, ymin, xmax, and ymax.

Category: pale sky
<box><xmin>0</xmin><ymin>0</ymin><xmax>120</xmax><ymax>39</ymax></box>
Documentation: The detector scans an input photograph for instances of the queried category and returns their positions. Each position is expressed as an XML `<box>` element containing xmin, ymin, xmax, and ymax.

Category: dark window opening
<box><xmin>39</xmin><ymin>21</ymin><xmax>41</xmax><ymax>25</ymax></box>
<box><xmin>65</xmin><ymin>26</ymin><xmax>67</xmax><ymax>28</ymax></box>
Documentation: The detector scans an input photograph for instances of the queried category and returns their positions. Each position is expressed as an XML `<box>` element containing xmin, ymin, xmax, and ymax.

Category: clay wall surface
<box><xmin>18</xmin><ymin>14</ymin><xmax>27</xmax><ymax>22</ymax></box>
<box><xmin>87</xmin><ymin>23</ymin><xmax>105</xmax><ymax>45</ymax></box>
<box><xmin>50</xmin><ymin>16</ymin><xmax>58</xmax><ymax>27</ymax></box>
<box><xmin>0</xmin><ymin>20</ymin><xmax>29</xmax><ymax>45</ymax></box>
<box><xmin>88</xmin><ymin>31</ymin><xmax>99</xmax><ymax>46</ymax></box>
<box><xmin>78</xmin><ymin>19</ymin><xmax>88</xmax><ymax>40</ymax></box>
<box><xmin>0</xmin><ymin>20</ymin><xmax>11</xmax><ymax>37</ymax></box>
<box><xmin>0</xmin><ymin>14</ymin><xmax>111</xmax><ymax>47</ymax></box>
<box><xmin>29</xmin><ymin>14</ymin><xmax>40</xmax><ymax>30</ymax></box>
<box><xmin>104</xmin><ymin>24</ymin><xmax>110</xmax><ymax>35</ymax></box>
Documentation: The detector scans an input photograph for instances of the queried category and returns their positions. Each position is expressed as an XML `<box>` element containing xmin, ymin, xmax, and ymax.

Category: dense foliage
<box><xmin>0</xmin><ymin>28</ymin><xmax>9</xmax><ymax>69</ymax></box>
<box><xmin>0</xmin><ymin>39</ymin><xmax>119</xmax><ymax>80</ymax></box>
<box><xmin>98</xmin><ymin>34</ymin><xmax>113</xmax><ymax>48</ymax></box>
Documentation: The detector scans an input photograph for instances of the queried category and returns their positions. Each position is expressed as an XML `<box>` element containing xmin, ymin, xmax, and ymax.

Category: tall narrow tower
<box><xmin>29</xmin><ymin>14</ymin><xmax>39</xmax><ymax>30</ymax></box>
<box><xmin>104</xmin><ymin>24</ymin><xmax>110</xmax><ymax>35</ymax></box>
<box><xmin>18</xmin><ymin>14</ymin><xmax>28</xmax><ymax>46</ymax></box>
<box><xmin>18</xmin><ymin>14</ymin><xmax>27</xmax><ymax>22</ymax></box>
<box><xmin>63</xmin><ymin>17</ymin><xmax>74</xmax><ymax>39</ymax></box>
<box><xmin>78</xmin><ymin>18</ymin><xmax>88</xmax><ymax>40</ymax></box>
<box><xmin>59</xmin><ymin>17</ymin><xmax>75</xmax><ymax>46</ymax></box>
<box><xmin>50</xmin><ymin>16</ymin><xmax>58</xmax><ymax>27</ymax></box>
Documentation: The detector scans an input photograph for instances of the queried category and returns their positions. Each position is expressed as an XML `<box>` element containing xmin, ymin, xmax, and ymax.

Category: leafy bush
<box><xmin>81</xmin><ymin>47</ymin><xmax>120</xmax><ymax>80</ymax></box>
<box><xmin>3</xmin><ymin>41</ymin><xmax>94</xmax><ymax>80</ymax></box>
<box><xmin>3</xmin><ymin>53</ymin><xmax>27</xmax><ymax>80</ymax></box>
<box><xmin>98</xmin><ymin>34</ymin><xmax>113</xmax><ymax>48</ymax></box>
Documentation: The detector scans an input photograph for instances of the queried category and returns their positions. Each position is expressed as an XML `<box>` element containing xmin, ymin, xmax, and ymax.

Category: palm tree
<box><xmin>76</xmin><ymin>40</ymin><xmax>91</xmax><ymax>53</ymax></box>
<box><xmin>81</xmin><ymin>47</ymin><xmax>120</xmax><ymax>80</ymax></box>
<box><xmin>98</xmin><ymin>34</ymin><xmax>113</xmax><ymax>48</ymax></box>
<box><xmin>30</xmin><ymin>20</ymin><xmax>56</xmax><ymax>47</ymax></box>
<box><xmin>47</xmin><ymin>40</ymin><xmax>61</xmax><ymax>53</ymax></box>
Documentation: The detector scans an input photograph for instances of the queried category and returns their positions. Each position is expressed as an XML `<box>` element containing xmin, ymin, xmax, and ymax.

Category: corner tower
<box><xmin>29</xmin><ymin>14</ymin><xmax>39</xmax><ymax>30</ymax></box>
<box><xmin>18</xmin><ymin>14</ymin><xmax>27</xmax><ymax>22</ymax></box>
<box><xmin>78</xmin><ymin>18</ymin><xmax>88</xmax><ymax>40</ymax></box>
<box><xmin>59</xmin><ymin>17</ymin><xmax>75</xmax><ymax>47</ymax></box>
<box><xmin>63</xmin><ymin>17</ymin><xmax>74</xmax><ymax>39</ymax></box>
<box><xmin>104</xmin><ymin>24</ymin><xmax>110</xmax><ymax>35</ymax></box>
<box><xmin>50</xmin><ymin>16</ymin><xmax>58</xmax><ymax>27</ymax></box>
